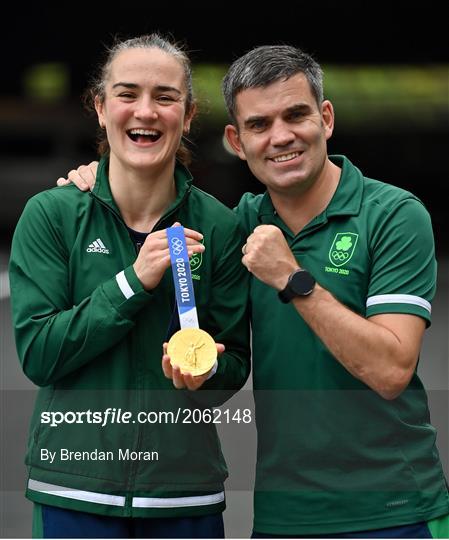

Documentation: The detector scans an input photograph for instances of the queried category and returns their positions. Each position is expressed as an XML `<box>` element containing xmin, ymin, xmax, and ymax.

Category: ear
<box><xmin>94</xmin><ymin>95</ymin><xmax>106</xmax><ymax>129</ymax></box>
<box><xmin>224</xmin><ymin>124</ymin><xmax>247</xmax><ymax>161</ymax></box>
<box><xmin>321</xmin><ymin>100</ymin><xmax>335</xmax><ymax>141</ymax></box>
<box><xmin>183</xmin><ymin>102</ymin><xmax>197</xmax><ymax>135</ymax></box>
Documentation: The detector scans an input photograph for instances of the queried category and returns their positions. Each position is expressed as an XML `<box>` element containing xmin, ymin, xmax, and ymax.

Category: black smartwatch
<box><xmin>278</xmin><ymin>269</ymin><xmax>316</xmax><ymax>303</ymax></box>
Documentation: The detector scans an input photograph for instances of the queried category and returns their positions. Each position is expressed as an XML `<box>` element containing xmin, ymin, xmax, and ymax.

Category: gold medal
<box><xmin>168</xmin><ymin>328</ymin><xmax>217</xmax><ymax>376</ymax></box>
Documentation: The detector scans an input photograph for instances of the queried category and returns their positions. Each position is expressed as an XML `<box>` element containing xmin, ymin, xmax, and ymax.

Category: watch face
<box><xmin>290</xmin><ymin>270</ymin><xmax>316</xmax><ymax>295</ymax></box>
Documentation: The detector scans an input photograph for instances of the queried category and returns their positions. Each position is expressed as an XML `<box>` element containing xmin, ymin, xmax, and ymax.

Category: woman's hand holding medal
<box><xmin>133</xmin><ymin>222</ymin><xmax>205</xmax><ymax>291</ymax></box>
<box><xmin>162</xmin><ymin>339</ymin><xmax>225</xmax><ymax>390</ymax></box>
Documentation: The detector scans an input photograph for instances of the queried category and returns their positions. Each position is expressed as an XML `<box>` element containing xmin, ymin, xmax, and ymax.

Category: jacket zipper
<box><xmin>89</xmin><ymin>186</ymin><xmax>191</xmax><ymax>506</ymax></box>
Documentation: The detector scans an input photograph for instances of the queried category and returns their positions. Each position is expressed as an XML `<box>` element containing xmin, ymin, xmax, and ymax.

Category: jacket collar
<box><xmin>92</xmin><ymin>155</ymin><xmax>193</xmax><ymax>220</ymax></box>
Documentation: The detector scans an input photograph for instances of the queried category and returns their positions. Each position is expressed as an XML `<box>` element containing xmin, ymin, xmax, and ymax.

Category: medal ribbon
<box><xmin>166</xmin><ymin>226</ymin><xmax>199</xmax><ymax>329</ymax></box>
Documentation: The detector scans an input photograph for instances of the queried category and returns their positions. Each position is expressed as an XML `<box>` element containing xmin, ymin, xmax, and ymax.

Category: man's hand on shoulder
<box><xmin>56</xmin><ymin>161</ymin><xmax>99</xmax><ymax>191</ymax></box>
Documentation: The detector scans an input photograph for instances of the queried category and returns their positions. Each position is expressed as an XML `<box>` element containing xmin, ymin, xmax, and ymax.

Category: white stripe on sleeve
<box><xmin>116</xmin><ymin>270</ymin><xmax>135</xmax><ymax>300</ymax></box>
<box><xmin>366</xmin><ymin>294</ymin><xmax>431</xmax><ymax>314</ymax></box>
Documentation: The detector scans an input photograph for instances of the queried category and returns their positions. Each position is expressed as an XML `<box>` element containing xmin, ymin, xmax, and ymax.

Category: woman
<box><xmin>9</xmin><ymin>34</ymin><xmax>250</xmax><ymax>538</ymax></box>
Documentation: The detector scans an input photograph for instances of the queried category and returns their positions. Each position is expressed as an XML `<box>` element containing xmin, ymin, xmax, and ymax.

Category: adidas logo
<box><xmin>86</xmin><ymin>238</ymin><xmax>110</xmax><ymax>254</ymax></box>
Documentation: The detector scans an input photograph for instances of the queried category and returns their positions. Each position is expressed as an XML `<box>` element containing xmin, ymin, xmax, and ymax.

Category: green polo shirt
<box><xmin>236</xmin><ymin>155</ymin><xmax>449</xmax><ymax>535</ymax></box>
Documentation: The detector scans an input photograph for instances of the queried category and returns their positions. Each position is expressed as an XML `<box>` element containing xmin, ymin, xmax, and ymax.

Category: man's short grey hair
<box><xmin>222</xmin><ymin>45</ymin><xmax>323</xmax><ymax>125</ymax></box>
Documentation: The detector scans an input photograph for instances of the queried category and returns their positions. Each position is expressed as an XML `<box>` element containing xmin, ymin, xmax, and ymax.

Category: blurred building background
<box><xmin>1</xmin><ymin>6</ymin><xmax>448</xmax><ymax>249</ymax></box>
<box><xmin>1</xmin><ymin>6</ymin><xmax>448</xmax><ymax>538</ymax></box>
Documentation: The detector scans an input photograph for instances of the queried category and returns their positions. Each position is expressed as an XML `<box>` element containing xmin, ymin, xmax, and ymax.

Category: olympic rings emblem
<box><xmin>331</xmin><ymin>251</ymin><xmax>349</xmax><ymax>261</ymax></box>
<box><xmin>171</xmin><ymin>237</ymin><xmax>184</xmax><ymax>256</ymax></box>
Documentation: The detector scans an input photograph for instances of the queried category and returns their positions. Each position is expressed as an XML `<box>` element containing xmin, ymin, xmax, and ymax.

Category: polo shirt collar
<box><xmin>326</xmin><ymin>155</ymin><xmax>364</xmax><ymax>218</ymax></box>
<box><xmin>257</xmin><ymin>154</ymin><xmax>364</xmax><ymax>234</ymax></box>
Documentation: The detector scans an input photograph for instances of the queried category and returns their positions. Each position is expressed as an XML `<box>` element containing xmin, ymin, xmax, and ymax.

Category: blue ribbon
<box><xmin>166</xmin><ymin>226</ymin><xmax>199</xmax><ymax>329</ymax></box>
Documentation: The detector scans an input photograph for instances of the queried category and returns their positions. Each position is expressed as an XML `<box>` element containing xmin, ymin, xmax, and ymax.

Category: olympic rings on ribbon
<box><xmin>170</xmin><ymin>237</ymin><xmax>184</xmax><ymax>256</ymax></box>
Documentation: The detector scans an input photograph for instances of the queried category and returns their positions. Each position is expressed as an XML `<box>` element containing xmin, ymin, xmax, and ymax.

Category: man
<box><xmin>59</xmin><ymin>45</ymin><xmax>449</xmax><ymax>538</ymax></box>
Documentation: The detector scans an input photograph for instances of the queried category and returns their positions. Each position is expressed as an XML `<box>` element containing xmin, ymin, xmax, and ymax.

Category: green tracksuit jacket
<box><xmin>9</xmin><ymin>157</ymin><xmax>250</xmax><ymax>518</ymax></box>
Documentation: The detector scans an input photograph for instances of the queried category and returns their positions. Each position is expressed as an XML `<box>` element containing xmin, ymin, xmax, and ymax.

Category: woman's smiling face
<box><xmin>95</xmin><ymin>47</ymin><xmax>193</xmax><ymax>174</ymax></box>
